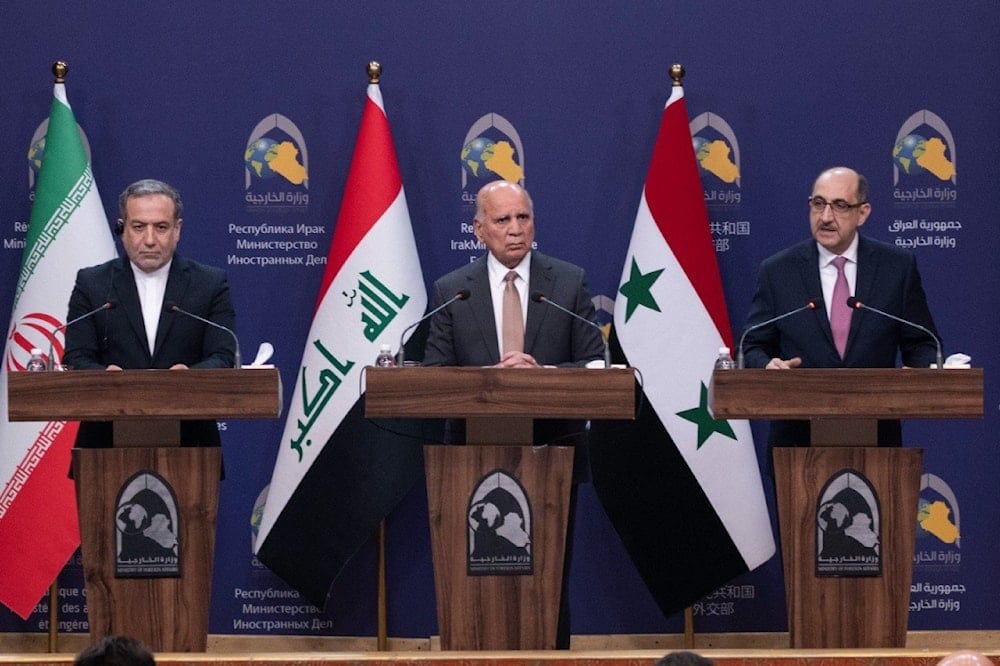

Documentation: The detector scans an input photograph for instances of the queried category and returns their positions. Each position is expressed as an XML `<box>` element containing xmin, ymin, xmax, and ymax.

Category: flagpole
<box><xmin>48</xmin><ymin>581</ymin><xmax>58</xmax><ymax>652</ymax></box>
<box><xmin>377</xmin><ymin>519</ymin><xmax>387</xmax><ymax>650</ymax></box>
<box><xmin>683</xmin><ymin>605</ymin><xmax>694</xmax><ymax>648</ymax></box>
<box><xmin>47</xmin><ymin>60</ymin><xmax>72</xmax><ymax>655</ymax></box>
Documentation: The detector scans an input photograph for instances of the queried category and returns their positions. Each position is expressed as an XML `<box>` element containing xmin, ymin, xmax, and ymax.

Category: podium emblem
<box><xmin>815</xmin><ymin>468</ymin><xmax>882</xmax><ymax>577</ymax></box>
<box><xmin>467</xmin><ymin>469</ymin><xmax>533</xmax><ymax>576</ymax></box>
<box><xmin>114</xmin><ymin>471</ymin><xmax>181</xmax><ymax>578</ymax></box>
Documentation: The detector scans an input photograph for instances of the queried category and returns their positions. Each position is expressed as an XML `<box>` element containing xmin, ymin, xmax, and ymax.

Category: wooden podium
<box><xmin>709</xmin><ymin>368</ymin><xmax>983</xmax><ymax>648</ymax></box>
<box><xmin>7</xmin><ymin>368</ymin><xmax>281</xmax><ymax>652</ymax></box>
<box><xmin>366</xmin><ymin>366</ymin><xmax>634</xmax><ymax>650</ymax></box>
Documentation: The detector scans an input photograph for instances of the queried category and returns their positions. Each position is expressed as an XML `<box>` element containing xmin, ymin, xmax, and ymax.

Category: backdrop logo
<box><xmin>244</xmin><ymin>113</ymin><xmax>309</xmax><ymax>211</ymax></box>
<box><xmin>892</xmin><ymin>110</ymin><xmax>956</xmax><ymax>192</ymax></box>
<box><xmin>467</xmin><ymin>469</ymin><xmax>532</xmax><ymax>576</ymax></box>
<box><xmin>27</xmin><ymin>118</ymin><xmax>94</xmax><ymax>197</ymax></box>
<box><xmin>815</xmin><ymin>469</ymin><xmax>881</xmax><ymax>577</ymax></box>
<box><xmin>690</xmin><ymin>112</ymin><xmax>747</xmax><ymax>253</ymax></box>
<box><xmin>916</xmin><ymin>472</ymin><xmax>961</xmax><ymax>562</ymax></box>
<box><xmin>460</xmin><ymin>113</ymin><xmax>525</xmax><ymax>196</ymax></box>
<box><xmin>890</xmin><ymin>110</ymin><xmax>960</xmax><ymax>250</ymax></box>
<box><xmin>5</xmin><ymin>311</ymin><xmax>62</xmax><ymax>371</ymax></box>
<box><xmin>115</xmin><ymin>471</ymin><xmax>180</xmax><ymax>578</ymax></box>
<box><xmin>910</xmin><ymin>472</ymin><xmax>964</xmax><ymax>613</ymax></box>
<box><xmin>690</xmin><ymin>112</ymin><xmax>740</xmax><ymax>190</ymax></box>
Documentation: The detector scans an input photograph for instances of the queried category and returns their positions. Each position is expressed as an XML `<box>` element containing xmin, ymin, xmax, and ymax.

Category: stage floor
<box><xmin>1</xmin><ymin>633</ymin><xmax>997</xmax><ymax>666</ymax></box>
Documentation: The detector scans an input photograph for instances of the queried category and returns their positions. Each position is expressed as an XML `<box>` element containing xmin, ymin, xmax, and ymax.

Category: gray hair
<box><xmin>118</xmin><ymin>179</ymin><xmax>183</xmax><ymax>220</ymax></box>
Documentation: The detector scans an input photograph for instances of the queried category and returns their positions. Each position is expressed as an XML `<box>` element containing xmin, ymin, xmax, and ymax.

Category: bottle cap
<box><xmin>719</xmin><ymin>346</ymin><xmax>730</xmax><ymax>355</ymax></box>
<box><xmin>30</xmin><ymin>347</ymin><xmax>42</xmax><ymax>355</ymax></box>
<box><xmin>379</xmin><ymin>343</ymin><xmax>391</xmax><ymax>352</ymax></box>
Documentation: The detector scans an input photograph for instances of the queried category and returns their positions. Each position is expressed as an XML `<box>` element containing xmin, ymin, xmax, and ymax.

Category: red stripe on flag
<box><xmin>644</xmin><ymin>93</ymin><xmax>734</xmax><ymax>348</ymax></box>
<box><xmin>0</xmin><ymin>424</ymin><xmax>80</xmax><ymax>619</ymax></box>
<box><xmin>316</xmin><ymin>95</ymin><xmax>403</xmax><ymax>311</ymax></box>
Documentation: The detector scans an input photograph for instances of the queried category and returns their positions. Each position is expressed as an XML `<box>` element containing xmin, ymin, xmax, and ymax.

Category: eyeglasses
<box><xmin>808</xmin><ymin>196</ymin><xmax>867</xmax><ymax>214</ymax></box>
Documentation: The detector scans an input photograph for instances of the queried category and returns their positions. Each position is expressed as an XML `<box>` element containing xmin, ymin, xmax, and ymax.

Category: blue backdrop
<box><xmin>1</xmin><ymin>0</ymin><xmax>997</xmax><ymax>638</ymax></box>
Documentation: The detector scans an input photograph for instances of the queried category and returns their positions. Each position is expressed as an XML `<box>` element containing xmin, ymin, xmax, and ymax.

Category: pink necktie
<box><xmin>502</xmin><ymin>270</ymin><xmax>524</xmax><ymax>354</ymax></box>
<box><xmin>830</xmin><ymin>256</ymin><xmax>852</xmax><ymax>358</ymax></box>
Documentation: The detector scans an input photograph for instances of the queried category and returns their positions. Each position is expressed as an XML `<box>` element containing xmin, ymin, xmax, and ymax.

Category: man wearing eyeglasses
<box><xmin>741</xmin><ymin>166</ymin><xmax>940</xmax><ymax>446</ymax></box>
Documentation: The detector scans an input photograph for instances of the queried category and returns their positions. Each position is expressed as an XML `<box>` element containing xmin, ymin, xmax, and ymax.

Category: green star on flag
<box><xmin>618</xmin><ymin>257</ymin><xmax>664</xmax><ymax>322</ymax></box>
<box><xmin>677</xmin><ymin>382</ymin><xmax>736</xmax><ymax>449</ymax></box>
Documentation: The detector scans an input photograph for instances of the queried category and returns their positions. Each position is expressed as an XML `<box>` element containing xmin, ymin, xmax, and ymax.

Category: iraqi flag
<box><xmin>0</xmin><ymin>66</ymin><xmax>117</xmax><ymax>618</ymax></box>
<box><xmin>253</xmin><ymin>77</ymin><xmax>427</xmax><ymax>608</ymax></box>
<box><xmin>590</xmin><ymin>77</ymin><xmax>775</xmax><ymax>618</ymax></box>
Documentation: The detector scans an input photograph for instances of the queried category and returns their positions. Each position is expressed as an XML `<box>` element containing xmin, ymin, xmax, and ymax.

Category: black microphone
<box><xmin>530</xmin><ymin>291</ymin><xmax>610</xmax><ymax>368</ymax></box>
<box><xmin>736</xmin><ymin>300</ymin><xmax>817</xmax><ymax>369</ymax></box>
<box><xmin>48</xmin><ymin>301</ymin><xmax>117</xmax><ymax>370</ymax></box>
<box><xmin>395</xmin><ymin>289</ymin><xmax>471</xmax><ymax>366</ymax></box>
<box><xmin>846</xmin><ymin>297</ymin><xmax>943</xmax><ymax>369</ymax></box>
<box><xmin>165</xmin><ymin>302</ymin><xmax>241</xmax><ymax>369</ymax></box>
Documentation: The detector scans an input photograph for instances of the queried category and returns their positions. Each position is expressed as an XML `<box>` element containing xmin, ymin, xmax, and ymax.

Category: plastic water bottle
<box><xmin>26</xmin><ymin>348</ymin><xmax>47</xmax><ymax>372</ymax></box>
<box><xmin>714</xmin><ymin>346</ymin><xmax>735</xmax><ymax>370</ymax></box>
<box><xmin>374</xmin><ymin>344</ymin><xmax>396</xmax><ymax>367</ymax></box>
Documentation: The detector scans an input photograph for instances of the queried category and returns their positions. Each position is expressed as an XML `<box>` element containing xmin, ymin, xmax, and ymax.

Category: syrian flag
<box><xmin>590</xmin><ymin>78</ymin><xmax>774</xmax><ymax>618</ymax></box>
<box><xmin>0</xmin><ymin>68</ymin><xmax>117</xmax><ymax>618</ymax></box>
<box><xmin>253</xmin><ymin>79</ymin><xmax>427</xmax><ymax>608</ymax></box>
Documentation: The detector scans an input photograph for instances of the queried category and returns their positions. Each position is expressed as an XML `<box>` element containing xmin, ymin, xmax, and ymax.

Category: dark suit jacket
<box><xmin>422</xmin><ymin>251</ymin><xmax>604</xmax><ymax>455</ymax></box>
<box><xmin>64</xmin><ymin>254</ymin><xmax>237</xmax><ymax>448</ymax></box>
<box><xmin>742</xmin><ymin>236</ymin><xmax>940</xmax><ymax>446</ymax></box>
<box><xmin>423</xmin><ymin>251</ymin><xmax>604</xmax><ymax>367</ymax></box>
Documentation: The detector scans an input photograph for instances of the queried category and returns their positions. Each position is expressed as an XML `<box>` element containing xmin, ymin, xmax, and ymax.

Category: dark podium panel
<box><xmin>366</xmin><ymin>366</ymin><xmax>634</xmax><ymax>650</ymax></box>
<box><xmin>710</xmin><ymin>368</ymin><xmax>983</xmax><ymax>648</ymax></box>
<box><xmin>8</xmin><ymin>369</ymin><xmax>281</xmax><ymax>652</ymax></box>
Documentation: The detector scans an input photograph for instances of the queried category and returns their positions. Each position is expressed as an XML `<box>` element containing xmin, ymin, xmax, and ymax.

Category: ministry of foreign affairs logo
<box><xmin>815</xmin><ymin>469</ymin><xmax>881</xmax><ymax>577</ymax></box>
<box><xmin>244</xmin><ymin>113</ymin><xmax>309</xmax><ymax>211</ymax></box>
<box><xmin>460</xmin><ymin>113</ymin><xmax>524</xmax><ymax>194</ymax></box>
<box><xmin>115</xmin><ymin>471</ymin><xmax>180</xmax><ymax>578</ymax></box>
<box><xmin>467</xmin><ymin>469</ymin><xmax>532</xmax><ymax>576</ymax></box>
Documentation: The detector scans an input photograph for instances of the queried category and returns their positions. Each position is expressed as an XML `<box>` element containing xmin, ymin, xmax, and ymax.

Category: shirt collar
<box><xmin>817</xmin><ymin>235</ymin><xmax>859</xmax><ymax>266</ymax></box>
<box><xmin>486</xmin><ymin>251</ymin><xmax>531</xmax><ymax>286</ymax></box>
<box><xmin>130</xmin><ymin>258</ymin><xmax>172</xmax><ymax>282</ymax></box>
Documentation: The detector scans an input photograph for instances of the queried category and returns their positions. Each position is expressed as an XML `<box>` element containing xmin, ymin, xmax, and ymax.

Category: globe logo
<box><xmin>244</xmin><ymin>135</ymin><xmax>308</xmax><ymax>186</ymax></box>
<box><xmin>892</xmin><ymin>131</ymin><xmax>955</xmax><ymax>181</ymax></box>
<box><xmin>245</xmin><ymin>138</ymin><xmax>282</xmax><ymax>180</ymax></box>
<box><xmin>892</xmin><ymin>134</ymin><xmax>928</xmax><ymax>175</ymax></box>
<box><xmin>460</xmin><ymin>136</ymin><xmax>523</xmax><ymax>183</ymax></box>
<box><xmin>692</xmin><ymin>135</ymin><xmax>740</xmax><ymax>184</ymax></box>
<box><xmin>250</xmin><ymin>484</ymin><xmax>268</xmax><ymax>549</ymax></box>
<box><xmin>28</xmin><ymin>137</ymin><xmax>45</xmax><ymax>176</ymax></box>
<box><xmin>461</xmin><ymin>137</ymin><xmax>496</xmax><ymax>179</ymax></box>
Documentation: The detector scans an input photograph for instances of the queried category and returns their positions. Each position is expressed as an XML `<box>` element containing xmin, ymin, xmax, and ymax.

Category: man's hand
<box><xmin>494</xmin><ymin>351</ymin><xmax>540</xmax><ymax>368</ymax></box>
<box><xmin>169</xmin><ymin>363</ymin><xmax>190</xmax><ymax>370</ymax></box>
<box><xmin>765</xmin><ymin>356</ymin><xmax>802</xmax><ymax>370</ymax></box>
<box><xmin>105</xmin><ymin>364</ymin><xmax>123</xmax><ymax>371</ymax></box>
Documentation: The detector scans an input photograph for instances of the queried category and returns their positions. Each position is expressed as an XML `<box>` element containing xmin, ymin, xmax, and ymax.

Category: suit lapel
<box><xmin>110</xmin><ymin>258</ymin><xmax>152</xmax><ymax>364</ymax></box>
<box><xmin>466</xmin><ymin>259</ymin><xmax>500</xmax><ymax>364</ymax></box>
<box><xmin>155</xmin><ymin>258</ymin><xmax>190</xmax><ymax>360</ymax></box>
<box><xmin>525</xmin><ymin>252</ymin><xmax>553</xmax><ymax>354</ymax></box>
<box><xmin>796</xmin><ymin>243</ymin><xmax>837</xmax><ymax>352</ymax></box>
<box><xmin>847</xmin><ymin>237</ymin><xmax>878</xmax><ymax>357</ymax></box>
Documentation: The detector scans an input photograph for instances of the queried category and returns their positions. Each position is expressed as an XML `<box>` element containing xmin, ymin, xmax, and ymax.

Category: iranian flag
<box><xmin>0</xmin><ymin>69</ymin><xmax>116</xmax><ymax>618</ymax></box>
<box><xmin>591</xmin><ymin>78</ymin><xmax>774</xmax><ymax>617</ymax></box>
<box><xmin>253</xmin><ymin>78</ymin><xmax>427</xmax><ymax>608</ymax></box>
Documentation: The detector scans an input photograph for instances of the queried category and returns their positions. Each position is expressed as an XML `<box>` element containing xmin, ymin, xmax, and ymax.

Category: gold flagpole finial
<box><xmin>53</xmin><ymin>61</ymin><xmax>69</xmax><ymax>84</ymax></box>
<box><xmin>669</xmin><ymin>63</ymin><xmax>685</xmax><ymax>87</ymax></box>
<box><xmin>367</xmin><ymin>61</ymin><xmax>382</xmax><ymax>84</ymax></box>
